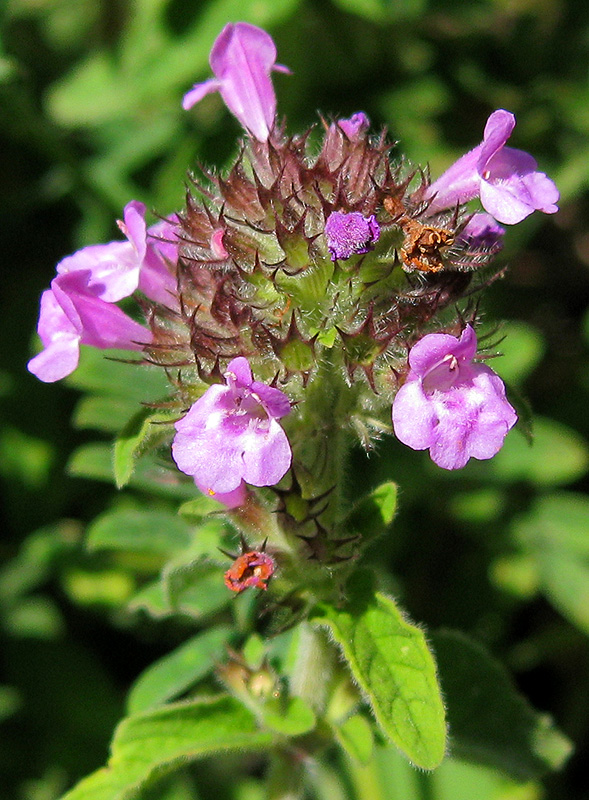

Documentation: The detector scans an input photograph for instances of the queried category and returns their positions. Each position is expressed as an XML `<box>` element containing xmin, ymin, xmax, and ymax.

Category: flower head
<box><xmin>27</xmin><ymin>272</ymin><xmax>151</xmax><ymax>383</ymax></box>
<box><xmin>425</xmin><ymin>110</ymin><xmax>559</xmax><ymax>224</ymax></box>
<box><xmin>392</xmin><ymin>325</ymin><xmax>517</xmax><ymax>469</ymax></box>
<box><xmin>183</xmin><ymin>22</ymin><xmax>290</xmax><ymax>142</ymax></box>
<box><xmin>325</xmin><ymin>211</ymin><xmax>381</xmax><ymax>261</ymax></box>
<box><xmin>172</xmin><ymin>357</ymin><xmax>292</xmax><ymax>494</ymax></box>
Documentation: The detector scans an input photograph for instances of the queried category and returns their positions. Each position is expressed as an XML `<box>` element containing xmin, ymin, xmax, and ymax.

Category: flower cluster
<box><xmin>29</xmin><ymin>21</ymin><xmax>558</xmax><ymax>517</ymax></box>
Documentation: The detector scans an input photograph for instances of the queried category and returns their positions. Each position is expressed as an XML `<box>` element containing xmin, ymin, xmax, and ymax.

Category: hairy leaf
<box><xmin>310</xmin><ymin>570</ymin><xmax>446</xmax><ymax>769</ymax></box>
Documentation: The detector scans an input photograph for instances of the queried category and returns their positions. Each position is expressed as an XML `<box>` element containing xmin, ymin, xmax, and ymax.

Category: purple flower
<box><xmin>458</xmin><ymin>213</ymin><xmax>505</xmax><ymax>251</ymax></box>
<box><xmin>425</xmin><ymin>110</ymin><xmax>559</xmax><ymax>225</ymax></box>
<box><xmin>56</xmin><ymin>201</ymin><xmax>177</xmax><ymax>306</ymax></box>
<box><xmin>325</xmin><ymin>211</ymin><xmax>381</xmax><ymax>261</ymax></box>
<box><xmin>27</xmin><ymin>272</ymin><xmax>151</xmax><ymax>383</ymax></box>
<box><xmin>172</xmin><ymin>357</ymin><xmax>292</xmax><ymax>494</ymax></box>
<box><xmin>392</xmin><ymin>325</ymin><xmax>517</xmax><ymax>470</ymax></box>
<box><xmin>338</xmin><ymin>113</ymin><xmax>370</xmax><ymax>140</ymax></box>
<box><xmin>195</xmin><ymin>478</ymin><xmax>247</xmax><ymax>509</ymax></box>
<box><xmin>182</xmin><ymin>22</ymin><xmax>290</xmax><ymax>142</ymax></box>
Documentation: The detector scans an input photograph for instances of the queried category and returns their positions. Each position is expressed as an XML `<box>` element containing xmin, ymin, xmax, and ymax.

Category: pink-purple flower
<box><xmin>458</xmin><ymin>213</ymin><xmax>505</xmax><ymax>251</ymax></box>
<box><xmin>28</xmin><ymin>200</ymin><xmax>177</xmax><ymax>383</ymax></box>
<box><xmin>183</xmin><ymin>22</ymin><xmax>290</xmax><ymax>142</ymax></box>
<box><xmin>56</xmin><ymin>201</ymin><xmax>177</xmax><ymax>306</ymax></box>
<box><xmin>325</xmin><ymin>211</ymin><xmax>381</xmax><ymax>261</ymax></box>
<box><xmin>338</xmin><ymin>113</ymin><xmax>370</xmax><ymax>140</ymax></box>
<box><xmin>425</xmin><ymin>110</ymin><xmax>559</xmax><ymax>225</ymax></box>
<box><xmin>392</xmin><ymin>325</ymin><xmax>517</xmax><ymax>469</ymax></box>
<box><xmin>172</xmin><ymin>357</ymin><xmax>292</xmax><ymax>495</ymax></box>
<box><xmin>27</xmin><ymin>272</ymin><xmax>150</xmax><ymax>383</ymax></box>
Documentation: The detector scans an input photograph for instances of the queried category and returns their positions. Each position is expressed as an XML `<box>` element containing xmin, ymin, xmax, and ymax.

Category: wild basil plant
<box><xmin>28</xmin><ymin>21</ymin><xmax>569</xmax><ymax>800</ymax></box>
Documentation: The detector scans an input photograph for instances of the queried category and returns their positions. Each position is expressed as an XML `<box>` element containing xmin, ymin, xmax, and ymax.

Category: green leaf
<box><xmin>61</xmin><ymin>696</ymin><xmax>274</xmax><ymax>800</ymax></box>
<box><xmin>87</xmin><ymin>509</ymin><xmax>192</xmax><ymax>555</ymax></box>
<box><xmin>430</xmin><ymin>757</ymin><xmax>540</xmax><ymax>800</ymax></box>
<box><xmin>114</xmin><ymin>407</ymin><xmax>177</xmax><ymax>489</ymax></box>
<box><xmin>512</xmin><ymin>493</ymin><xmax>589</xmax><ymax>633</ymax></box>
<box><xmin>68</xmin><ymin>443</ymin><xmax>197</xmax><ymax>499</ymax></box>
<box><xmin>535</xmin><ymin>549</ymin><xmax>589</xmax><ymax>635</ymax></box>
<box><xmin>65</xmin><ymin>347</ymin><xmax>167</xmax><ymax>401</ymax></box>
<box><xmin>261</xmin><ymin>696</ymin><xmax>316</xmax><ymax>736</ymax></box>
<box><xmin>129</xmin><ymin>562</ymin><xmax>230</xmax><ymax>622</ymax></box>
<box><xmin>331</xmin><ymin>0</ymin><xmax>425</xmax><ymax>23</ymax></box>
<box><xmin>335</xmin><ymin>713</ymin><xmax>374</xmax><ymax>766</ymax></box>
<box><xmin>490</xmin><ymin>417</ymin><xmax>589</xmax><ymax>486</ymax></box>
<box><xmin>491</xmin><ymin>321</ymin><xmax>545</xmax><ymax>385</ymax></box>
<box><xmin>178</xmin><ymin>495</ymin><xmax>228</xmax><ymax>521</ymax></box>
<box><xmin>164</xmin><ymin>558</ymin><xmax>230</xmax><ymax>618</ymax></box>
<box><xmin>343</xmin><ymin>481</ymin><xmax>397</xmax><ymax>548</ymax></box>
<box><xmin>513</xmin><ymin>492</ymin><xmax>589</xmax><ymax>557</ymax></box>
<box><xmin>0</xmin><ymin>686</ymin><xmax>21</xmax><ymax>723</ymax></box>
<box><xmin>72</xmin><ymin>395</ymin><xmax>134</xmax><ymax>433</ymax></box>
<box><xmin>127</xmin><ymin>626</ymin><xmax>233</xmax><ymax>714</ymax></box>
<box><xmin>310</xmin><ymin>569</ymin><xmax>446</xmax><ymax>770</ymax></box>
<box><xmin>432</xmin><ymin>630</ymin><xmax>572</xmax><ymax>780</ymax></box>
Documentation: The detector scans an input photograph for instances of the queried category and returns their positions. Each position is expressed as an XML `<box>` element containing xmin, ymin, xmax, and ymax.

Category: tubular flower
<box><xmin>182</xmin><ymin>22</ymin><xmax>290</xmax><ymax>142</ymax></box>
<box><xmin>27</xmin><ymin>272</ymin><xmax>151</xmax><ymax>383</ymax></box>
<box><xmin>195</xmin><ymin>478</ymin><xmax>247</xmax><ymax>509</ymax></box>
<box><xmin>56</xmin><ymin>201</ymin><xmax>178</xmax><ymax>306</ymax></box>
<box><xmin>172</xmin><ymin>357</ymin><xmax>292</xmax><ymax>495</ymax></box>
<box><xmin>337</xmin><ymin>112</ymin><xmax>370</xmax><ymax>140</ymax></box>
<box><xmin>458</xmin><ymin>213</ymin><xmax>505</xmax><ymax>252</ymax></box>
<box><xmin>392</xmin><ymin>325</ymin><xmax>517</xmax><ymax>469</ymax></box>
<box><xmin>425</xmin><ymin>110</ymin><xmax>559</xmax><ymax>224</ymax></box>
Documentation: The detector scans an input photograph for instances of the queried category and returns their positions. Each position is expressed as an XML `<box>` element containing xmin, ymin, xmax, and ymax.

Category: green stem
<box><xmin>292</xmin><ymin>352</ymin><xmax>359</xmax><ymax>524</ymax></box>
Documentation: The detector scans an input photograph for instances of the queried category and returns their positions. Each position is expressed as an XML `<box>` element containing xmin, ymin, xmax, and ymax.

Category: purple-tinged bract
<box><xmin>182</xmin><ymin>22</ymin><xmax>290</xmax><ymax>142</ymax></box>
<box><xmin>172</xmin><ymin>357</ymin><xmax>292</xmax><ymax>494</ymax></box>
<box><xmin>325</xmin><ymin>211</ymin><xmax>381</xmax><ymax>261</ymax></box>
<box><xmin>392</xmin><ymin>325</ymin><xmax>517</xmax><ymax>469</ymax></box>
<box><xmin>425</xmin><ymin>109</ymin><xmax>559</xmax><ymax>224</ymax></box>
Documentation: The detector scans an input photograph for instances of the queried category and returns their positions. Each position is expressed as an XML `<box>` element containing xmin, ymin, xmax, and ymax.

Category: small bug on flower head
<box><xmin>384</xmin><ymin>195</ymin><xmax>454</xmax><ymax>274</ymax></box>
<box><xmin>221</xmin><ymin>536</ymin><xmax>276</xmax><ymax>593</ymax></box>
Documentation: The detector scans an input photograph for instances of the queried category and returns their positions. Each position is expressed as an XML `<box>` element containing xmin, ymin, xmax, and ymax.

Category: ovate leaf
<box><xmin>345</xmin><ymin>482</ymin><xmax>397</xmax><ymax>532</ymax></box>
<box><xmin>87</xmin><ymin>509</ymin><xmax>192</xmax><ymax>555</ymax></box>
<box><xmin>261</xmin><ymin>696</ymin><xmax>316</xmax><ymax>736</ymax></box>
<box><xmin>310</xmin><ymin>570</ymin><xmax>446</xmax><ymax>770</ymax></box>
<box><xmin>432</xmin><ymin>630</ymin><xmax>572</xmax><ymax>780</ymax></box>
<box><xmin>128</xmin><ymin>626</ymin><xmax>233</xmax><ymax>714</ymax></box>
<box><xmin>512</xmin><ymin>492</ymin><xmax>589</xmax><ymax>634</ymax></box>
<box><xmin>114</xmin><ymin>407</ymin><xmax>177</xmax><ymax>488</ymax></box>
<box><xmin>490</xmin><ymin>417</ymin><xmax>589</xmax><ymax>487</ymax></box>
<box><xmin>335</xmin><ymin>713</ymin><xmax>374</xmax><ymax>766</ymax></box>
<box><xmin>68</xmin><ymin>443</ymin><xmax>197</xmax><ymax>499</ymax></box>
<box><xmin>61</xmin><ymin>696</ymin><xmax>274</xmax><ymax>800</ymax></box>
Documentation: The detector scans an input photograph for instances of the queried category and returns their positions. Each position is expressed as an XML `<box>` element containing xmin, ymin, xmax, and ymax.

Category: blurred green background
<box><xmin>1</xmin><ymin>0</ymin><xmax>589</xmax><ymax>798</ymax></box>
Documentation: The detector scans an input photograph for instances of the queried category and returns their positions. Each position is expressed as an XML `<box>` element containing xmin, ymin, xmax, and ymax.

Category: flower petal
<box><xmin>241</xmin><ymin>420</ymin><xmax>292</xmax><ymax>486</ymax></box>
<box><xmin>478</xmin><ymin>109</ymin><xmax>516</xmax><ymax>170</ymax></box>
<box><xmin>182</xmin><ymin>78</ymin><xmax>221</xmax><ymax>111</ymax></box>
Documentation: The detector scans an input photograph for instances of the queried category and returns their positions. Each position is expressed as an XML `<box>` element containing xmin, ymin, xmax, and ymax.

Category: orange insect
<box><xmin>384</xmin><ymin>195</ymin><xmax>454</xmax><ymax>274</ymax></box>
<box><xmin>222</xmin><ymin>536</ymin><xmax>276</xmax><ymax>592</ymax></box>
